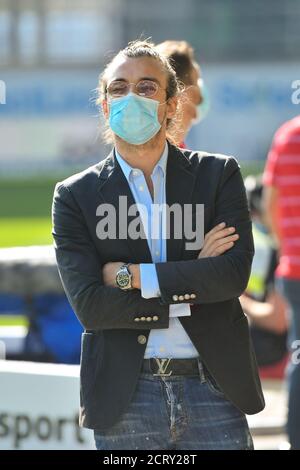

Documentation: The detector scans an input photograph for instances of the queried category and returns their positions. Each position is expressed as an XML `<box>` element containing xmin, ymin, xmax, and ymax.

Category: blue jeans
<box><xmin>94</xmin><ymin>361</ymin><xmax>253</xmax><ymax>450</ymax></box>
<box><xmin>276</xmin><ymin>277</ymin><xmax>300</xmax><ymax>450</ymax></box>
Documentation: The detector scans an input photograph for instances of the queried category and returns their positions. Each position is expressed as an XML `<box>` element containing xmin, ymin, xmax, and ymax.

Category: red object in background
<box><xmin>263</xmin><ymin>116</ymin><xmax>300</xmax><ymax>280</ymax></box>
<box><xmin>259</xmin><ymin>354</ymin><xmax>289</xmax><ymax>380</ymax></box>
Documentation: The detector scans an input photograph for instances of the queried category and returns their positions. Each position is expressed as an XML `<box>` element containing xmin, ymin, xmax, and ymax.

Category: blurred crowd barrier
<box><xmin>0</xmin><ymin>245</ymin><xmax>82</xmax><ymax>364</ymax></box>
<box><xmin>0</xmin><ymin>360</ymin><xmax>94</xmax><ymax>449</ymax></box>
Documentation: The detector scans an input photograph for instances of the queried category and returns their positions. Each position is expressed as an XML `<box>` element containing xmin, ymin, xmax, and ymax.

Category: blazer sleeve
<box><xmin>155</xmin><ymin>156</ymin><xmax>254</xmax><ymax>304</ymax></box>
<box><xmin>52</xmin><ymin>182</ymin><xmax>169</xmax><ymax>331</ymax></box>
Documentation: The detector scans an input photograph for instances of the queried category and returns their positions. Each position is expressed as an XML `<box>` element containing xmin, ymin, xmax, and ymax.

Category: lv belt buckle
<box><xmin>153</xmin><ymin>358</ymin><xmax>173</xmax><ymax>377</ymax></box>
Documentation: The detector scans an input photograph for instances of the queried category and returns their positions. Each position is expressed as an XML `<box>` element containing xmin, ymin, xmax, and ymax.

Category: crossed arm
<box><xmin>102</xmin><ymin>222</ymin><xmax>239</xmax><ymax>290</ymax></box>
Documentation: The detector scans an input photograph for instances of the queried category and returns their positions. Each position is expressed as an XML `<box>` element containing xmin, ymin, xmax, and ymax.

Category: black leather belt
<box><xmin>142</xmin><ymin>358</ymin><xmax>200</xmax><ymax>377</ymax></box>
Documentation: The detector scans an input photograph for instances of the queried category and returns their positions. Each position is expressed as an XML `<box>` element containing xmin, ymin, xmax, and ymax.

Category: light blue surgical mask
<box><xmin>108</xmin><ymin>92</ymin><xmax>162</xmax><ymax>145</ymax></box>
<box><xmin>193</xmin><ymin>78</ymin><xmax>210</xmax><ymax>125</ymax></box>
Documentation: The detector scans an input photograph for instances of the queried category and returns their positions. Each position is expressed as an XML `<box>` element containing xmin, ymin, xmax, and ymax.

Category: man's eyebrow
<box><xmin>109</xmin><ymin>78</ymin><xmax>127</xmax><ymax>83</ymax></box>
<box><xmin>109</xmin><ymin>77</ymin><xmax>162</xmax><ymax>85</ymax></box>
<box><xmin>140</xmin><ymin>77</ymin><xmax>161</xmax><ymax>85</ymax></box>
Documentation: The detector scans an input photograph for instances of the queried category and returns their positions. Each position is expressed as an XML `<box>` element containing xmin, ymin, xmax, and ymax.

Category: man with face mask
<box><xmin>52</xmin><ymin>40</ymin><xmax>264</xmax><ymax>450</ymax></box>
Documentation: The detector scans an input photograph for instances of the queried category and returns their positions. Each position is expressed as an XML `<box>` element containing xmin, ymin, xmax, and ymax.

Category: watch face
<box><xmin>116</xmin><ymin>271</ymin><xmax>130</xmax><ymax>288</ymax></box>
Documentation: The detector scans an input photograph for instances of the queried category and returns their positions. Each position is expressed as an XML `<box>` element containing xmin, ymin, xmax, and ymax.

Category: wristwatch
<box><xmin>116</xmin><ymin>263</ymin><xmax>133</xmax><ymax>290</ymax></box>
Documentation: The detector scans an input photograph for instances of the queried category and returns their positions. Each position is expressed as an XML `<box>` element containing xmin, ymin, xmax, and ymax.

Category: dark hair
<box><xmin>156</xmin><ymin>40</ymin><xmax>198</xmax><ymax>87</ymax></box>
<box><xmin>97</xmin><ymin>39</ymin><xmax>180</xmax><ymax>145</ymax></box>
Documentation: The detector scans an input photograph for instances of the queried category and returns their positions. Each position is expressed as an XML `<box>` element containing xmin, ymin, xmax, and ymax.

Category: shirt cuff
<box><xmin>169</xmin><ymin>303</ymin><xmax>191</xmax><ymax>318</ymax></box>
<box><xmin>140</xmin><ymin>263</ymin><xmax>161</xmax><ymax>299</ymax></box>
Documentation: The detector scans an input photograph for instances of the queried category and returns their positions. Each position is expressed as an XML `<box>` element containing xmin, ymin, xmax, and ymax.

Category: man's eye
<box><xmin>137</xmin><ymin>81</ymin><xmax>158</xmax><ymax>97</ymax></box>
<box><xmin>109</xmin><ymin>83</ymin><xmax>127</xmax><ymax>95</ymax></box>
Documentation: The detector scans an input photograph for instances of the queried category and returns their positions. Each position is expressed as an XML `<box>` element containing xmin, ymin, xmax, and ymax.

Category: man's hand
<box><xmin>102</xmin><ymin>261</ymin><xmax>141</xmax><ymax>289</ymax></box>
<box><xmin>198</xmin><ymin>222</ymin><xmax>239</xmax><ymax>259</ymax></box>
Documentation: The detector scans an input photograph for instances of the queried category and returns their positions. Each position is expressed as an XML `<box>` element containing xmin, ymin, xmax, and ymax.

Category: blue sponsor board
<box><xmin>0</xmin><ymin>70</ymin><xmax>99</xmax><ymax>117</ymax></box>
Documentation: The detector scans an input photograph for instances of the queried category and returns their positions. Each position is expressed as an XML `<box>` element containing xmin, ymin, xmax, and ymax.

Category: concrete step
<box><xmin>253</xmin><ymin>434</ymin><xmax>290</xmax><ymax>450</ymax></box>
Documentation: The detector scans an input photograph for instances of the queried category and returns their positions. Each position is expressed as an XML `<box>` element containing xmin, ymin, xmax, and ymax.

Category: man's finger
<box><xmin>210</xmin><ymin>241</ymin><xmax>235</xmax><ymax>256</ymax></box>
<box><xmin>205</xmin><ymin>222</ymin><xmax>226</xmax><ymax>238</ymax></box>
<box><xmin>204</xmin><ymin>227</ymin><xmax>237</xmax><ymax>252</ymax></box>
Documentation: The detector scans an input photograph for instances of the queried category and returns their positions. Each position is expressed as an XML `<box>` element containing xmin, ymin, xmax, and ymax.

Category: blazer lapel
<box><xmin>97</xmin><ymin>149</ymin><xmax>152</xmax><ymax>263</ymax></box>
<box><xmin>165</xmin><ymin>144</ymin><xmax>197</xmax><ymax>261</ymax></box>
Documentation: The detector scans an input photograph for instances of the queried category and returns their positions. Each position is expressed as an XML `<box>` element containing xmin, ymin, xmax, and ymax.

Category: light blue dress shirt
<box><xmin>115</xmin><ymin>142</ymin><xmax>199</xmax><ymax>359</ymax></box>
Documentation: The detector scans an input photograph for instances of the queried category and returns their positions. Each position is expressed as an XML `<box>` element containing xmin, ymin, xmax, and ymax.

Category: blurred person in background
<box><xmin>240</xmin><ymin>175</ymin><xmax>288</xmax><ymax>378</ymax></box>
<box><xmin>263</xmin><ymin>115</ymin><xmax>300</xmax><ymax>449</ymax></box>
<box><xmin>156</xmin><ymin>40</ymin><xmax>209</xmax><ymax>147</ymax></box>
<box><xmin>52</xmin><ymin>39</ymin><xmax>264</xmax><ymax>450</ymax></box>
<box><xmin>156</xmin><ymin>41</ymin><xmax>288</xmax><ymax>378</ymax></box>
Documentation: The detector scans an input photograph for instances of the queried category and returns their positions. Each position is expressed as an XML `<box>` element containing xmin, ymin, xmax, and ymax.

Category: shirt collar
<box><xmin>115</xmin><ymin>141</ymin><xmax>168</xmax><ymax>183</ymax></box>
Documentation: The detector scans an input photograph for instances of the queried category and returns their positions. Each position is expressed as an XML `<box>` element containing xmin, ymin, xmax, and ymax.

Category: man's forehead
<box><xmin>106</xmin><ymin>56</ymin><xmax>166</xmax><ymax>85</ymax></box>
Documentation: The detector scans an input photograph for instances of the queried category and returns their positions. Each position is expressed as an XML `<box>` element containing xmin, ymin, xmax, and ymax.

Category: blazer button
<box><xmin>153</xmin><ymin>316</ymin><xmax>159</xmax><ymax>321</ymax></box>
<box><xmin>146</xmin><ymin>317</ymin><xmax>152</xmax><ymax>322</ymax></box>
<box><xmin>190</xmin><ymin>293</ymin><xmax>196</xmax><ymax>299</ymax></box>
<box><xmin>138</xmin><ymin>335</ymin><xmax>147</xmax><ymax>345</ymax></box>
<box><xmin>134</xmin><ymin>317</ymin><xmax>140</xmax><ymax>322</ymax></box>
<box><xmin>178</xmin><ymin>295</ymin><xmax>184</xmax><ymax>301</ymax></box>
<box><xmin>184</xmin><ymin>294</ymin><xmax>190</xmax><ymax>300</ymax></box>
<box><xmin>172</xmin><ymin>295</ymin><xmax>179</xmax><ymax>301</ymax></box>
<box><xmin>141</xmin><ymin>316</ymin><xmax>146</xmax><ymax>321</ymax></box>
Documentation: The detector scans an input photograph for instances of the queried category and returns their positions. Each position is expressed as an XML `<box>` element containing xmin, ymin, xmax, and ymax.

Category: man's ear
<box><xmin>102</xmin><ymin>99</ymin><xmax>109</xmax><ymax>119</ymax></box>
<box><xmin>166</xmin><ymin>96</ymin><xmax>178</xmax><ymax>120</ymax></box>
